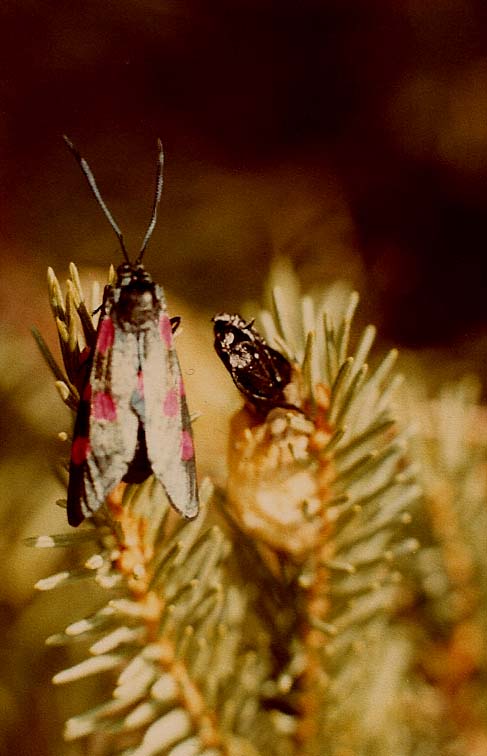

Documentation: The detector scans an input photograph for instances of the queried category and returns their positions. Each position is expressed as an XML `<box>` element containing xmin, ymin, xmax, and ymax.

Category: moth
<box><xmin>212</xmin><ymin>312</ymin><xmax>294</xmax><ymax>413</ymax></box>
<box><xmin>64</xmin><ymin>136</ymin><xmax>198</xmax><ymax>526</ymax></box>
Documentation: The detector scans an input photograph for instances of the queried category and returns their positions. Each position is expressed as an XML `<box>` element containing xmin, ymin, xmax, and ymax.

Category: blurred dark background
<box><xmin>1</xmin><ymin>2</ymin><xmax>487</xmax><ymax>752</ymax></box>
<box><xmin>2</xmin><ymin>0</ymin><xmax>487</xmax><ymax>350</ymax></box>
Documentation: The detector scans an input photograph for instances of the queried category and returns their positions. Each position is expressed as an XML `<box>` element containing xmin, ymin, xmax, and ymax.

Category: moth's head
<box><xmin>116</xmin><ymin>262</ymin><xmax>153</xmax><ymax>288</ymax></box>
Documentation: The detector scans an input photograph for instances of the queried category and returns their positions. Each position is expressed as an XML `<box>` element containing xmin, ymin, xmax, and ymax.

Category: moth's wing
<box><xmin>67</xmin><ymin>314</ymin><xmax>140</xmax><ymax>525</ymax></box>
<box><xmin>67</xmin><ymin>388</ymin><xmax>91</xmax><ymax>526</ymax></box>
<box><xmin>142</xmin><ymin>314</ymin><xmax>199</xmax><ymax>519</ymax></box>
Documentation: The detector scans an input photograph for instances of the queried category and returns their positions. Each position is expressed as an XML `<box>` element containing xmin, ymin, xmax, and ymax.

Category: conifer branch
<box><xmin>32</xmin><ymin>260</ymin><xmax>486</xmax><ymax>755</ymax></box>
<box><xmin>398</xmin><ymin>377</ymin><xmax>487</xmax><ymax>753</ymax></box>
<box><xmin>216</xmin><ymin>261</ymin><xmax>421</xmax><ymax>754</ymax></box>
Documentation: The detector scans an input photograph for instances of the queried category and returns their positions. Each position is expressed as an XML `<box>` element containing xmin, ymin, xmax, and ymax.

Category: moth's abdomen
<box><xmin>122</xmin><ymin>424</ymin><xmax>152</xmax><ymax>484</ymax></box>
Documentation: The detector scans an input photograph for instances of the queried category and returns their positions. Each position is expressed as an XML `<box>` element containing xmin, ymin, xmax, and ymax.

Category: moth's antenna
<box><xmin>137</xmin><ymin>139</ymin><xmax>164</xmax><ymax>264</ymax></box>
<box><xmin>63</xmin><ymin>135</ymin><xmax>130</xmax><ymax>263</ymax></box>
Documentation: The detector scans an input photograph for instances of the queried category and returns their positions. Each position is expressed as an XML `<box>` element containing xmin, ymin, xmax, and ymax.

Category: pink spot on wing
<box><xmin>163</xmin><ymin>388</ymin><xmax>179</xmax><ymax>417</ymax></box>
<box><xmin>71</xmin><ymin>436</ymin><xmax>90</xmax><ymax>465</ymax></box>
<box><xmin>93</xmin><ymin>391</ymin><xmax>117</xmax><ymax>421</ymax></box>
<box><xmin>159</xmin><ymin>314</ymin><xmax>172</xmax><ymax>347</ymax></box>
<box><xmin>178</xmin><ymin>377</ymin><xmax>186</xmax><ymax>397</ymax></box>
<box><xmin>180</xmin><ymin>430</ymin><xmax>194</xmax><ymax>461</ymax></box>
<box><xmin>97</xmin><ymin>317</ymin><xmax>115</xmax><ymax>354</ymax></box>
<box><xmin>137</xmin><ymin>370</ymin><xmax>144</xmax><ymax>397</ymax></box>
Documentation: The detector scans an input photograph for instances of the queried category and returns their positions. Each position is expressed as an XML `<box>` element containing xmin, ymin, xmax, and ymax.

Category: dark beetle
<box><xmin>212</xmin><ymin>313</ymin><xmax>293</xmax><ymax>413</ymax></box>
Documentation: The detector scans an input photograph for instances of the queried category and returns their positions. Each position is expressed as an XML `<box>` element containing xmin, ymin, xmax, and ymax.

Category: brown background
<box><xmin>3</xmin><ymin>0</ymin><xmax>487</xmax><ymax>348</ymax></box>
<box><xmin>1</xmin><ymin>2</ymin><xmax>487</xmax><ymax>753</ymax></box>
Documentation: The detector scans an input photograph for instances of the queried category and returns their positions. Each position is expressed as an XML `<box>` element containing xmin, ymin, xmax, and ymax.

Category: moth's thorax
<box><xmin>112</xmin><ymin>263</ymin><xmax>163</xmax><ymax>329</ymax></box>
<box><xmin>115</xmin><ymin>261</ymin><xmax>153</xmax><ymax>288</ymax></box>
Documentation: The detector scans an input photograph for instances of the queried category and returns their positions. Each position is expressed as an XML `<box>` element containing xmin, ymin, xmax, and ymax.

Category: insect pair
<box><xmin>61</xmin><ymin>139</ymin><xmax>292</xmax><ymax>527</ymax></box>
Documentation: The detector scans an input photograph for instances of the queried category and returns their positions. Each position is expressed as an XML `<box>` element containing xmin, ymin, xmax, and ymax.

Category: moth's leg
<box><xmin>170</xmin><ymin>316</ymin><xmax>181</xmax><ymax>334</ymax></box>
<box><xmin>92</xmin><ymin>283</ymin><xmax>114</xmax><ymax>317</ymax></box>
